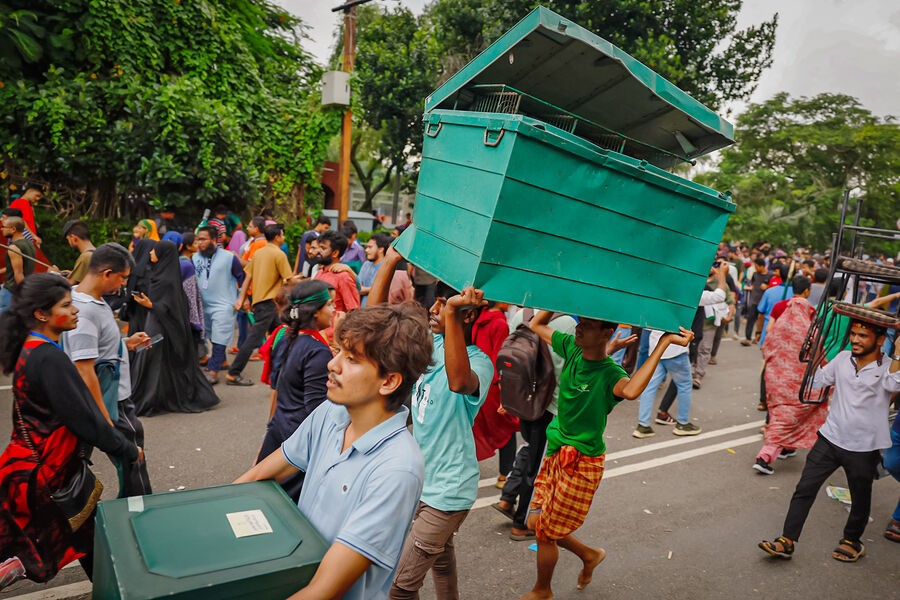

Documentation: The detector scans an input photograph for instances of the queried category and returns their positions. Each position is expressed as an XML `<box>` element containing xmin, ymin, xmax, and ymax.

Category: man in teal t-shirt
<box><xmin>519</xmin><ymin>312</ymin><xmax>693</xmax><ymax>600</ymax></box>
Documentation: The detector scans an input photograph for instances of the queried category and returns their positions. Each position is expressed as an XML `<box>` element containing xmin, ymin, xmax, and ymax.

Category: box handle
<box><xmin>483</xmin><ymin>128</ymin><xmax>505</xmax><ymax>147</ymax></box>
<box><xmin>425</xmin><ymin>122</ymin><xmax>442</xmax><ymax>138</ymax></box>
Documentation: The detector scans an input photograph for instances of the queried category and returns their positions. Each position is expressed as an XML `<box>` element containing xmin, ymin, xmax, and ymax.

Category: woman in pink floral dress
<box><xmin>753</xmin><ymin>289</ymin><xmax>828</xmax><ymax>475</ymax></box>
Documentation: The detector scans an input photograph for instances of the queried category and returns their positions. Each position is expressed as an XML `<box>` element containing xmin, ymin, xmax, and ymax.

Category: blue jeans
<box><xmin>635</xmin><ymin>328</ymin><xmax>651</xmax><ymax>371</ymax></box>
<box><xmin>637</xmin><ymin>352</ymin><xmax>693</xmax><ymax>426</ymax></box>
<box><xmin>0</xmin><ymin>286</ymin><xmax>11</xmax><ymax>314</ymax></box>
<box><xmin>884</xmin><ymin>427</ymin><xmax>900</xmax><ymax>520</ymax></box>
<box><xmin>611</xmin><ymin>326</ymin><xmax>629</xmax><ymax>365</ymax></box>
<box><xmin>208</xmin><ymin>342</ymin><xmax>227</xmax><ymax>373</ymax></box>
<box><xmin>236</xmin><ymin>310</ymin><xmax>249</xmax><ymax>348</ymax></box>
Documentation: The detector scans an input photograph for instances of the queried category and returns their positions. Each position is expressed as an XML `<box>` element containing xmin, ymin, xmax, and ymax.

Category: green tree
<box><xmin>424</xmin><ymin>0</ymin><xmax>778</xmax><ymax>110</ymax></box>
<box><xmin>696</xmin><ymin>93</ymin><xmax>900</xmax><ymax>250</ymax></box>
<box><xmin>0</xmin><ymin>0</ymin><xmax>340</xmax><ymax>220</ymax></box>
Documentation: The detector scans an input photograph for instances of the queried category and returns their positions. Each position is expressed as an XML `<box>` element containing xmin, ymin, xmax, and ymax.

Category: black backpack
<box><xmin>496</xmin><ymin>309</ymin><xmax>557</xmax><ymax>421</ymax></box>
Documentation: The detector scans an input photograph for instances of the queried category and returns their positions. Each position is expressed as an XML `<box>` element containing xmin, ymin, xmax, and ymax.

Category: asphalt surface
<box><xmin>1</xmin><ymin>338</ymin><xmax>897</xmax><ymax>599</ymax></box>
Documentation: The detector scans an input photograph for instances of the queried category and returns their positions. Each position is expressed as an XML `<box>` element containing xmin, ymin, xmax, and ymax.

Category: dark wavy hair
<box><xmin>0</xmin><ymin>273</ymin><xmax>72</xmax><ymax>374</ymax></box>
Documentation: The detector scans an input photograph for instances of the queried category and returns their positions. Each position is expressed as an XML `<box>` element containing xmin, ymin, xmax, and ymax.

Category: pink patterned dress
<box><xmin>758</xmin><ymin>297</ymin><xmax>828</xmax><ymax>463</ymax></box>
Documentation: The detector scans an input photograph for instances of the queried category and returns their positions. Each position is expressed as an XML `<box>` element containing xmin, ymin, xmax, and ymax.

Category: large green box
<box><xmin>395</xmin><ymin>7</ymin><xmax>736</xmax><ymax>332</ymax></box>
<box><xmin>92</xmin><ymin>481</ymin><xmax>328</xmax><ymax>599</ymax></box>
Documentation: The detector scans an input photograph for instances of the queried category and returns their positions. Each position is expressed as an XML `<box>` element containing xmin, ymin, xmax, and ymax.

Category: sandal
<box><xmin>884</xmin><ymin>519</ymin><xmax>900</xmax><ymax>543</ymax></box>
<box><xmin>758</xmin><ymin>536</ymin><xmax>794</xmax><ymax>559</ymax></box>
<box><xmin>491</xmin><ymin>501</ymin><xmax>514</xmax><ymax>521</ymax></box>
<box><xmin>832</xmin><ymin>538</ymin><xmax>865</xmax><ymax>562</ymax></box>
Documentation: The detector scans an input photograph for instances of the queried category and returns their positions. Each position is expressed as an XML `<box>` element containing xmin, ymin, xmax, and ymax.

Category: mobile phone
<box><xmin>134</xmin><ymin>334</ymin><xmax>164</xmax><ymax>352</ymax></box>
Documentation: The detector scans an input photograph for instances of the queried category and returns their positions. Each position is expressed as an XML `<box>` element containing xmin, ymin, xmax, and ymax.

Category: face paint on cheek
<box><xmin>52</xmin><ymin>314</ymin><xmax>71</xmax><ymax>328</ymax></box>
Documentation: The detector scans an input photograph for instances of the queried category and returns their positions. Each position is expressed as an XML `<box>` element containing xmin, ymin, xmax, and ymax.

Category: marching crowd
<box><xmin>1</xmin><ymin>190</ymin><xmax>899</xmax><ymax>599</ymax></box>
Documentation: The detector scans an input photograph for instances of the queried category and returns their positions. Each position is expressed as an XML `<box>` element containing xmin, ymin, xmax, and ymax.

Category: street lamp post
<box><xmin>332</xmin><ymin>0</ymin><xmax>375</xmax><ymax>227</ymax></box>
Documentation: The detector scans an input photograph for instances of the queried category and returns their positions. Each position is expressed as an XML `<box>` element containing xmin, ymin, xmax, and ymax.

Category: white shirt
<box><xmin>648</xmin><ymin>329</ymin><xmax>688</xmax><ymax>359</ymax></box>
<box><xmin>812</xmin><ymin>351</ymin><xmax>900</xmax><ymax>451</ymax></box>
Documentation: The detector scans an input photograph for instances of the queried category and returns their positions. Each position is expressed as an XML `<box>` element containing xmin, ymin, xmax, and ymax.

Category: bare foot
<box><xmin>517</xmin><ymin>590</ymin><xmax>553</xmax><ymax>600</ymax></box>
<box><xmin>577</xmin><ymin>548</ymin><xmax>606</xmax><ymax>590</ymax></box>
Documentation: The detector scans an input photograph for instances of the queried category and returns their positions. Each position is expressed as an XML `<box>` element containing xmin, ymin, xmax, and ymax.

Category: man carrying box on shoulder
<box><xmin>235</xmin><ymin>303</ymin><xmax>433</xmax><ymax>600</ymax></box>
<box><xmin>518</xmin><ymin>313</ymin><xmax>693</xmax><ymax>600</ymax></box>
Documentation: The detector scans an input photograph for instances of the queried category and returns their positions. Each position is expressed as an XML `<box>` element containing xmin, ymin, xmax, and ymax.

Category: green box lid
<box><xmin>425</xmin><ymin>6</ymin><xmax>734</xmax><ymax>168</ymax></box>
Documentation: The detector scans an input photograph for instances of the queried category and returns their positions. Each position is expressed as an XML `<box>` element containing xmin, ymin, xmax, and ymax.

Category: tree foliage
<box><xmin>696</xmin><ymin>93</ymin><xmax>900</xmax><ymax>250</ymax></box>
<box><xmin>423</xmin><ymin>0</ymin><xmax>777</xmax><ymax>110</ymax></box>
<box><xmin>0</xmin><ymin>0</ymin><xmax>340</xmax><ymax>219</ymax></box>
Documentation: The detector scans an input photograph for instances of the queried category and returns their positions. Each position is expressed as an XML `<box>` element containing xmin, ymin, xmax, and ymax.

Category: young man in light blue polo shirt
<box><xmin>369</xmin><ymin>248</ymin><xmax>493</xmax><ymax>600</ymax></box>
<box><xmin>236</xmin><ymin>303</ymin><xmax>434</xmax><ymax>600</ymax></box>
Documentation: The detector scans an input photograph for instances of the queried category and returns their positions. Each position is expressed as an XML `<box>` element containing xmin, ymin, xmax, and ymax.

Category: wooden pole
<box><xmin>338</xmin><ymin>7</ymin><xmax>356</xmax><ymax>227</ymax></box>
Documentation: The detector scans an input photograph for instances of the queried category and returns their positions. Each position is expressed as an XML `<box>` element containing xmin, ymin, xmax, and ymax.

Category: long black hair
<box><xmin>282</xmin><ymin>279</ymin><xmax>332</xmax><ymax>350</ymax></box>
<box><xmin>0</xmin><ymin>273</ymin><xmax>72</xmax><ymax>374</ymax></box>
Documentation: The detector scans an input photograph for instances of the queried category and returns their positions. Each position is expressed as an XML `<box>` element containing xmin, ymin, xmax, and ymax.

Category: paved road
<box><xmin>1</xmin><ymin>339</ymin><xmax>897</xmax><ymax>599</ymax></box>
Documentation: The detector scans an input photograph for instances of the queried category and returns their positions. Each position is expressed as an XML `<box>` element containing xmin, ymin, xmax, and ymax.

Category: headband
<box><xmin>291</xmin><ymin>289</ymin><xmax>331</xmax><ymax>306</ymax></box>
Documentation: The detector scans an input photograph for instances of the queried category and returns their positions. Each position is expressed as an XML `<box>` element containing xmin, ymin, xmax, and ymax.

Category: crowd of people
<box><xmin>0</xmin><ymin>190</ymin><xmax>898</xmax><ymax>598</ymax></box>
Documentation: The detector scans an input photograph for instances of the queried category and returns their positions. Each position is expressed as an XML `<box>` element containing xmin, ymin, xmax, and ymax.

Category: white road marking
<box><xmin>0</xmin><ymin>385</ymin><xmax>11</xmax><ymax>391</ymax></box>
<box><xmin>477</xmin><ymin>421</ymin><xmax>764</xmax><ymax>488</ymax></box>
<box><xmin>472</xmin><ymin>433</ymin><xmax>761</xmax><ymax>510</ymax></box>
<box><xmin>5</xmin><ymin>580</ymin><xmax>92</xmax><ymax>600</ymax></box>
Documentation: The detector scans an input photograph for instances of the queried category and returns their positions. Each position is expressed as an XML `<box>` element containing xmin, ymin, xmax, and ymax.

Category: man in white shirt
<box><xmin>759</xmin><ymin>319</ymin><xmax>900</xmax><ymax>563</ymax></box>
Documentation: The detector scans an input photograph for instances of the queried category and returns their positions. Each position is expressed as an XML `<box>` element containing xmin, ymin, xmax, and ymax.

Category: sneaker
<box><xmin>632</xmin><ymin>424</ymin><xmax>656</xmax><ymax>439</ymax></box>
<box><xmin>708</xmin><ymin>356</ymin><xmax>718</xmax><ymax>365</ymax></box>
<box><xmin>655</xmin><ymin>411</ymin><xmax>676</xmax><ymax>425</ymax></box>
<box><xmin>674</xmin><ymin>422</ymin><xmax>702</xmax><ymax>436</ymax></box>
<box><xmin>0</xmin><ymin>556</ymin><xmax>25</xmax><ymax>590</ymax></box>
<box><xmin>225</xmin><ymin>375</ymin><xmax>255</xmax><ymax>386</ymax></box>
<box><xmin>753</xmin><ymin>458</ymin><xmax>774</xmax><ymax>475</ymax></box>
<box><xmin>778</xmin><ymin>449</ymin><xmax>797</xmax><ymax>460</ymax></box>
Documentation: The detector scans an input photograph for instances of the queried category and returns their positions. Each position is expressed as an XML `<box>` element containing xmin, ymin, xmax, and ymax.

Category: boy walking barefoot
<box><xmin>519</xmin><ymin>312</ymin><xmax>692</xmax><ymax>599</ymax></box>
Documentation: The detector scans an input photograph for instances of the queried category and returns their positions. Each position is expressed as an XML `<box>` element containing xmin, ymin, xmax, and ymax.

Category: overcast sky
<box><xmin>282</xmin><ymin>0</ymin><xmax>899</xmax><ymax>119</ymax></box>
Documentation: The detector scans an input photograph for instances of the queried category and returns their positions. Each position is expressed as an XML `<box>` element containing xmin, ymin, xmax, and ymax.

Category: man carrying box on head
<box><xmin>235</xmin><ymin>303</ymin><xmax>433</xmax><ymax>600</ymax></box>
<box><xmin>519</xmin><ymin>313</ymin><xmax>692</xmax><ymax>600</ymax></box>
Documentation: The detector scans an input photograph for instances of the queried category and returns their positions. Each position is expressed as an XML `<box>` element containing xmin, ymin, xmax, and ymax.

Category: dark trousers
<box><xmin>499</xmin><ymin>435</ymin><xmax>517</xmax><ymax>476</ymax></box>
<box><xmin>500</xmin><ymin>411</ymin><xmax>554</xmax><ymax>530</ymax></box>
<box><xmin>745</xmin><ymin>302</ymin><xmax>760</xmax><ymax>340</ymax></box>
<box><xmin>782</xmin><ymin>434</ymin><xmax>881</xmax><ymax>543</ymax></box>
<box><xmin>229</xmin><ymin>300</ymin><xmax>277</xmax><ymax>377</ymax></box>
<box><xmin>112</xmin><ymin>395</ymin><xmax>152</xmax><ymax>497</ymax></box>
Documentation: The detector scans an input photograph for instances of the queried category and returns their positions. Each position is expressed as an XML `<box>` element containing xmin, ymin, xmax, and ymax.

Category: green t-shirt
<box><xmin>3</xmin><ymin>238</ymin><xmax>36</xmax><ymax>291</ymax></box>
<box><xmin>545</xmin><ymin>331</ymin><xmax>628</xmax><ymax>457</ymax></box>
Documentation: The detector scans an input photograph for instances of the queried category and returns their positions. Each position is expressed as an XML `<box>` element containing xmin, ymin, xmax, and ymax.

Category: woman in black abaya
<box><xmin>120</xmin><ymin>239</ymin><xmax>155</xmax><ymax>333</ymax></box>
<box><xmin>129</xmin><ymin>241</ymin><xmax>220</xmax><ymax>416</ymax></box>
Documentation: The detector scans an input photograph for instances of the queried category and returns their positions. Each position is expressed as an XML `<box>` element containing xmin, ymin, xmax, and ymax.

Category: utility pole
<box><xmin>333</xmin><ymin>0</ymin><xmax>374</xmax><ymax>226</ymax></box>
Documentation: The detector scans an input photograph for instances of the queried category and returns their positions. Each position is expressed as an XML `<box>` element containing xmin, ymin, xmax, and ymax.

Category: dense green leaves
<box><xmin>697</xmin><ymin>93</ymin><xmax>900</xmax><ymax>249</ymax></box>
<box><xmin>1</xmin><ymin>0</ymin><xmax>340</xmax><ymax>219</ymax></box>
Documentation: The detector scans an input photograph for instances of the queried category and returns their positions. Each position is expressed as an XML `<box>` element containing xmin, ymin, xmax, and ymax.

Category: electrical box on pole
<box><xmin>321</xmin><ymin>71</ymin><xmax>350</xmax><ymax>106</ymax></box>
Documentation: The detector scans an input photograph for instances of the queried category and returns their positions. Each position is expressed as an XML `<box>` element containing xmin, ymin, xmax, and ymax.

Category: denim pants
<box><xmin>0</xmin><ymin>286</ymin><xmax>11</xmax><ymax>314</ymax></box>
<box><xmin>637</xmin><ymin>353</ymin><xmax>693</xmax><ymax>426</ymax></box>
<box><xmin>884</xmin><ymin>427</ymin><xmax>900</xmax><ymax>521</ymax></box>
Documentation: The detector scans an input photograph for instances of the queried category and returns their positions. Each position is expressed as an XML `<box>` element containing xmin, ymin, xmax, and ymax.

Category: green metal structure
<box><xmin>396</xmin><ymin>6</ymin><xmax>736</xmax><ymax>331</ymax></box>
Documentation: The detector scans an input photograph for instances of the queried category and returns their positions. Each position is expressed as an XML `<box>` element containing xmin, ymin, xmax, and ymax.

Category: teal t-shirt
<box><xmin>410</xmin><ymin>333</ymin><xmax>493</xmax><ymax>511</ymax></box>
<box><xmin>546</xmin><ymin>331</ymin><xmax>628</xmax><ymax>457</ymax></box>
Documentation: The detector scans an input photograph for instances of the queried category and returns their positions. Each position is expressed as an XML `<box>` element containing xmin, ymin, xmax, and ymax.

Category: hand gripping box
<box><xmin>395</xmin><ymin>7</ymin><xmax>737</xmax><ymax>332</ymax></box>
<box><xmin>92</xmin><ymin>481</ymin><xmax>328</xmax><ymax>599</ymax></box>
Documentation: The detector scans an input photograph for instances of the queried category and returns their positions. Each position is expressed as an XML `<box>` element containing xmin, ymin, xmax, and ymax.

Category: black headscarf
<box><xmin>120</xmin><ymin>239</ymin><xmax>156</xmax><ymax>329</ymax></box>
<box><xmin>147</xmin><ymin>241</ymin><xmax>193</xmax><ymax>364</ymax></box>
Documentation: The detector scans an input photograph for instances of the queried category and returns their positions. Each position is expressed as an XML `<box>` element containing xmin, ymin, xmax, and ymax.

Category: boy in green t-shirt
<box><xmin>518</xmin><ymin>312</ymin><xmax>693</xmax><ymax>600</ymax></box>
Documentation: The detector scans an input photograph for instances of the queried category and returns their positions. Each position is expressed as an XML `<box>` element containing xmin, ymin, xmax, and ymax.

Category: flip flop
<box><xmin>491</xmin><ymin>501</ymin><xmax>514</xmax><ymax>521</ymax></box>
<box><xmin>884</xmin><ymin>519</ymin><xmax>900</xmax><ymax>543</ymax></box>
<box><xmin>510</xmin><ymin>529</ymin><xmax>536</xmax><ymax>541</ymax></box>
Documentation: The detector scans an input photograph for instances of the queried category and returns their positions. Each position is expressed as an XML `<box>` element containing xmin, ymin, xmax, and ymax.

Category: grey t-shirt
<box><xmin>63</xmin><ymin>289</ymin><xmax>132</xmax><ymax>402</ymax></box>
<box><xmin>807</xmin><ymin>282</ymin><xmax>826</xmax><ymax>308</ymax></box>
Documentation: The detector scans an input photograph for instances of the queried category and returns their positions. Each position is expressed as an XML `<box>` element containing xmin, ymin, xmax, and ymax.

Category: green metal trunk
<box><xmin>92</xmin><ymin>481</ymin><xmax>328</xmax><ymax>599</ymax></box>
<box><xmin>395</xmin><ymin>7</ymin><xmax>736</xmax><ymax>331</ymax></box>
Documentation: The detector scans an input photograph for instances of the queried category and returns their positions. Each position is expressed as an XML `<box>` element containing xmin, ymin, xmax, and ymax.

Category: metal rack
<box><xmin>455</xmin><ymin>84</ymin><xmax>693</xmax><ymax>167</ymax></box>
<box><xmin>798</xmin><ymin>191</ymin><xmax>900</xmax><ymax>404</ymax></box>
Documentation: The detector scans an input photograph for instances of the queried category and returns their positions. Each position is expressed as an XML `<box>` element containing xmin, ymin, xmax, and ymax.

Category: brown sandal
<box><xmin>885</xmin><ymin>519</ymin><xmax>900</xmax><ymax>543</ymax></box>
<box><xmin>832</xmin><ymin>539</ymin><xmax>865</xmax><ymax>562</ymax></box>
<box><xmin>759</xmin><ymin>536</ymin><xmax>794</xmax><ymax>559</ymax></box>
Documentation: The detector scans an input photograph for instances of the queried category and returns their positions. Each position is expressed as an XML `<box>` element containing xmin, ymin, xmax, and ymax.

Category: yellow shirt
<box><xmin>245</xmin><ymin>244</ymin><xmax>292</xmax><ymax>305</ymax></box>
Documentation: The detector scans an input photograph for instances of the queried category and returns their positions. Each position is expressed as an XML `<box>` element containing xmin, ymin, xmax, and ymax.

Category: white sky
<box><xmin>283</xmin><ymin>0</ymin><xmax>900</xmax><ymax>118</ymax></box>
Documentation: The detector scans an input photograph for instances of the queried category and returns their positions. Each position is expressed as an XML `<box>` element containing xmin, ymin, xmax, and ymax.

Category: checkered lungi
<box><xmin>529</xmin><ymin>445</ymin><xmax>605</xmax><ymax>541</ymax></box>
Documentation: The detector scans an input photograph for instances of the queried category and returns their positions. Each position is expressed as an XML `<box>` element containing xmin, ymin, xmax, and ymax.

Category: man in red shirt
<box><xmin>313</xmin><ymin>230</ymin><xmax>360</xmax><ymax>314</ymax></box>
<box><xmin>9</xmin><ymin>184</ymin><xmax>43</xmax><ymax>246</ymax></box>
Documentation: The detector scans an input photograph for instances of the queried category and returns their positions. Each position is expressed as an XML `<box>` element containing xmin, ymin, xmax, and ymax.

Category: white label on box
<box><xmin>127</xmin><ymin>496</ymin><xmax>144</xmax><ymax>512</ymax></box>
<box><xmin>226</xmin><ymin>510</ymin><xmax>273</xmax><ymax>538</ymax></box>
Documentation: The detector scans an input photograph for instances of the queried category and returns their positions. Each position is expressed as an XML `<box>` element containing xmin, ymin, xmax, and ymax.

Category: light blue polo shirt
<box><xmin>411</xmin><ymin>333</ymin><xmax>493</xmax><ymax>512</ymax></box>
<box><xmin>282</xmin><ymin>401</ymin><xmax>424</xmax><ymax>600</ymax></box>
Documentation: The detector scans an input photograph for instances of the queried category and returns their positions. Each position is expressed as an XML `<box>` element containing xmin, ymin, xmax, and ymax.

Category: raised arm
<box><xmin>613</xmin><ymin>327</ymin><xmax>694</xmax><ymax>400</ymax></box>
<box><xmin>368</xmin><ymin>246</ymin><xmax>403</xmax><ymax>306</ymax></box>
<box><xmin>528</xmin><ymin>310</ymin><xmax>555</xmax><ymax>344</ymax></box>
<box><xmin>444</xmin><ymin>287</ymin><xmax>487</xmax><ymax>395</ymax></box>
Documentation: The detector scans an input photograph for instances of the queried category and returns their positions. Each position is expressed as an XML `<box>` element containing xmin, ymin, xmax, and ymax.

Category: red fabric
<box><xmin>471</xmin><ymin>309</ymin><xmax>518</xmax><ymax>461</ymax></box>
<box><xmin>259</xmin><ymin>324</ymin><xmax>288</xmax><ymax>385</ymax></box>
<box><xmin>9</xmin><ymin>198</ymin><xmax>36</xmax><ymax>235</ymax></box>
<box><xmin>315</xmin><ymin>269</ymin><xmax>361</xmax><ymax>312</ymax></box>
<box><xmin>761</xmin><ymin>297</ymin><xmax>827</xmax><ymax>450</ymax></box>
<box><xmin>770</xmin><ymin>298</ymin><xmax>790</xmax><ymax>321</ymax></box>
<box><xmin>0</xmin><ymin>340</ymin><xmax>89</xmax><ymax>581</ymax></box>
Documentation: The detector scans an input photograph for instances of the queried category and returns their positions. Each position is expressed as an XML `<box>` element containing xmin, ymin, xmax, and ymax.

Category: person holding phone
<box><xmin>129</xmin><ymin>241</ymin><xmax>220</xmax><ymax>415</ymax></box>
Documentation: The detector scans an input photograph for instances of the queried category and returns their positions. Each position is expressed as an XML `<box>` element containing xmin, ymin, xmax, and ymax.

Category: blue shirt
<box><xmin>411</xmin><ymin>333</ymin><xmax>493</xmax><ymax>511</ymax></box>
<box><xmin>757</xmin><ymin>284</ymin><xmax>793</xmax><ymax>345</ymax></box>
<box><xmin>358</xmin><ymin>261</ymin><xmax>381</xmax><ymax>307</ymax></box>
<box><xmin>282</xmin><ymin>402</ymin><xmax>424</xmax><ymax>600</ymax></box>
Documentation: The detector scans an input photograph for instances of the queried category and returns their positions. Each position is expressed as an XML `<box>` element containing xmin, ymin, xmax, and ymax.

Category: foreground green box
<box><xmin>395</xmin><ymin>7</ymin><xmax>736</xmax><ymax>332</ymax></box>
<box><xmin>93</xmin><ymin>481</ymin><xmax>328</xmax><ymax>599</ymax></box>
